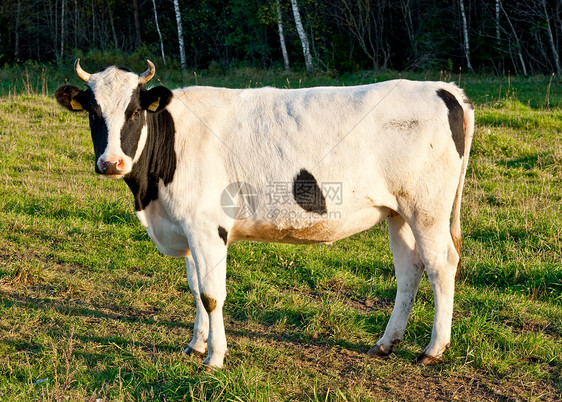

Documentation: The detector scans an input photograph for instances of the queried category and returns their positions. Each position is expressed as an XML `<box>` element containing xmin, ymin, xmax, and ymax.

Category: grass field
<box><xmin>0</xmin><ymin>68</ymin><xmax>561</xmax><ymax>400</ymax></box>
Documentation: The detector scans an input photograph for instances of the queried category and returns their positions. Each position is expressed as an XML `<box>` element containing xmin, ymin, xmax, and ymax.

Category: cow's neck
<box><xmin>124</xmin><ymin>109</ymin><xmax>177</xmax><ymax>211</ymax></box>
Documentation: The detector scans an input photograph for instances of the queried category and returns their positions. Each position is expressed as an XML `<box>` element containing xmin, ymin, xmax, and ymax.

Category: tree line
<box><xmin>0</xmin><ymin>0</ymin><xmax>560</xmax><ymax>75</ymax></box>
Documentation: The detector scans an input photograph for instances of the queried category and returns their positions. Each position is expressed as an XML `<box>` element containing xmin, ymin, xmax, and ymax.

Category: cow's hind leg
<box><xmin>411</xmin><ymin>219</ymin><xmax>459</xmax><ymax>364</ymax></box>
<box><xmin>369</xmin><ymin>213</ymin><xmax>424</xmax><ymax>358</ymax></box>
<box><xmin>184</xmin><ymin>253</ymin><xmax>209</xmax><ymax>356</ymax></box>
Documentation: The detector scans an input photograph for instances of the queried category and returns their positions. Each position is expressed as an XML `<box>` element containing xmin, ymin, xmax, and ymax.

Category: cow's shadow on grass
<box><xmin>1</xmin><ymin>288</ymin><xmax>412</xmax><ymax>400</ymax></box>
<box><xmin>1</xmin><ymin>284</ymin><xmax>395</xmax><ymax>360</ymax></box>
<box><xmin>0</xmin><ymin>291</ymin><xmax>188</xmax><ymax>354</ymax></box>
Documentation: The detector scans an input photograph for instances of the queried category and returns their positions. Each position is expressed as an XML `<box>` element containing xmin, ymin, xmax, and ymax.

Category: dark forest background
<box><xmin>0</xmin><ymin>0</ymin><xmax>561</xmax><ymax>75</ymax></box>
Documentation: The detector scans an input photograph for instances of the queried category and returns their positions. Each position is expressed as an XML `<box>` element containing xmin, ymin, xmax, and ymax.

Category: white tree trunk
<box><xmin>15</xmin><ymin>0</ymin><xmax>21</xmax><ymax>59</ymax></box>
<box><xmin>276</xmin><ymin>0</ymin><xmax>290</xmax><ymax>70</ymax></box>
<box><xmin>53</xmin><ymin>0</ymin><xmax>59</xmax><ymax>59</ymax></box>
<box><xmin>495</xmin><ymin>0</ymin><xmax>500</xmax><ymax>41</ymax></box>
<box><xmin>173</xmin><ymin>0</ymin><xmax>187</xmax><ymax>70</ymax></box>
<box><xmin>501</xmin><ymin>3</ymin><xmax>527</xmax><ymax>76</ymax></box>
<box><xmin>290</xmin><ymin>0</ymin><xmax>313</xmax><ymax>73</ymax></box>
<box><xmin>60</xmin><ymin>0</ymin><xmax>66</xmax><ymax>59</ymax></box>
<box><xmin>542</xmin><ymin>0</ymin><xmax>561</xmax><ymax>74</ymax></box>
<box><xmin>459</xmin><ymin>0</ymin><xmax>474</xmax><ymax>73</ymax></box>
<box><xmin>152</xmin><ymin>0</ymin><xmax>166</xmax><ymax>65</ymax></box>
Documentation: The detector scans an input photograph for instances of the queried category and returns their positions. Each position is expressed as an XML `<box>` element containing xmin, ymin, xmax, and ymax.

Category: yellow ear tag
<box><xmin>147</xmin><ymin>97</ymin><xmax>161</xmax><ymax>112</ymax></box>
<box><xmin>70</xmin><ymin>99</ymin><xmax>83</xmax><ymax>110</ymax></box>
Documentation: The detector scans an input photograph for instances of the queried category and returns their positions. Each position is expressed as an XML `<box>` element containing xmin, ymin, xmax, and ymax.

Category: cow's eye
<box><xmin>132</xmin><ymin>108</ymin><xmax>141</xmax><ymax>118</ymax></box>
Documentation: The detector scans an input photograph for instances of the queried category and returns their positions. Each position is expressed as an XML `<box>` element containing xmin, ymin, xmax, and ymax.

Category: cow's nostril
<box><xmin>100</xmin><ymin>158</ymin><xmax>125</xmax><ymax>175</ymax></box>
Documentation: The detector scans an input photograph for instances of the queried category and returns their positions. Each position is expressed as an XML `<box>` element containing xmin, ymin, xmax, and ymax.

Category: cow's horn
<box><xmin>74</xmin><ymin>58</ymin><xmax>91</xmax><ymax>82</ymax></box>
<box><xmin>139</xmin><ymin>60</ymin><xmax>156</xmax><ymax>85</ymax></box>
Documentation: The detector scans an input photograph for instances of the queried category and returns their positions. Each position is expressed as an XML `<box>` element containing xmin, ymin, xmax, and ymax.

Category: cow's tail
<box><xmin>450</xmin><ymin>88</ymin><xmax>475</xmax><ymax>277</ymax></box>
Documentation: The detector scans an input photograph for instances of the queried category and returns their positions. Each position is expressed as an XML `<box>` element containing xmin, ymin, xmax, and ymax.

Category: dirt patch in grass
<box><xmin>349</xmin><ymin>295</ymin><xmax>394</xmax><ymax>313</ymax></box>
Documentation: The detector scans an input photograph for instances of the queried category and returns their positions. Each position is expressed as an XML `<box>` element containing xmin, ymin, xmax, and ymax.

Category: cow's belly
<box><xmin>230</xmin><ymin>207</ymin><xmax>391</xmax><ymax>244</ymax></box>
<box><xmin>136</xmin><ymin>201</ymin><xmax>190</xmax><ymax>257</ymax></box>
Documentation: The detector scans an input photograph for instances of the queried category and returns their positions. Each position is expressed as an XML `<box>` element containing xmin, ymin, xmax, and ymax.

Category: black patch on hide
<box><xmin>55</xmin><ymin>86</ymin><xmax>109</xmax><ymax>175</ymax></box>
<box><xmin>436</xmin><ymin>89</ymin><xmax>464</xmax><ymax>157</ymax></box>
<box><xmin>218</xmin><ymin>226</ymin><xmax>228</xmax><ymax>245</ymax></box>
<box><xmin>292</xmin><ymin>169</ymin><xmax>327</xmax><ymax>215</ymax></box>
<box><xmin>120</xmin><ymin>87</ymin><xmax>144</xmax><ymax>160</ymax></box>
<box><xmin>201</xmin><ymin>293</ymin><xmax>217</xmax><ymax>313</ymax></box>
<box><xmin>124</xmin><ymin>107</ymin><xmax>177</xmax><ymax>211</ymax></box>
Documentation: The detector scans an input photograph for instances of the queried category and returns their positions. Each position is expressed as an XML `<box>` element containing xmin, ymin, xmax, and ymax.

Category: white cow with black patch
<box><xmin>56</xmin><ymin>60</ymin><xmax>474</xmax><ymax>368</ymax></box>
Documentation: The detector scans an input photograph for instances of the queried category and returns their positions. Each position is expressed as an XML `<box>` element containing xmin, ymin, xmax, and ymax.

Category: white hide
<box><xmin>164</xmin><ymin>80</ymin><xmax>468</xmax><ymax>243</ymax></box>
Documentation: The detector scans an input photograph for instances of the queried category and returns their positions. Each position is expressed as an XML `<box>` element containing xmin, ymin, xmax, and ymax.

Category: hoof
<box><xmin>202</xmin><ymin>350</ymin><xmax>228</xmax><ymax>370</ymax></box>
<box><xmin>367</xmin><ymin>344</ymin><xmax>393</xmax><ymax>358</ymax></box>
<box><xmin>416</xmin><ymin>353</ymin><xmax>443</xmax><ymax>365</ymax></box>
<box><xmin>184</xmin><ymin>346</ymin><xmax>206</xmax><ymax>357</ymax></box>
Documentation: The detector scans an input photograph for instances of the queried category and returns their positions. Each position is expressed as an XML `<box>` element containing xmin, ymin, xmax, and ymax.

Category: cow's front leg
<box><xmin>187</xmin><ymin>226</ymin><xmax>228</xmax><ymax>369</ymax></box>
<box><xmin>184</xmin><ymin>252</ymin><xmax>209</xmax><ymax>356</ymax></box>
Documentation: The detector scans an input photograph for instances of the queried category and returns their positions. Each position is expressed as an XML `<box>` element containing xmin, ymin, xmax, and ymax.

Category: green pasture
<box><xmin>0</xmin><ymin>68</ymin><xmax>560</xmax><ymax>400</ymax></box>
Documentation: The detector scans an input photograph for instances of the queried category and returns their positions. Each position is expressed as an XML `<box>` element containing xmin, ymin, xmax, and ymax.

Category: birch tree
<box><xmin>152</xmin><ymin>0</ymin><xmax>166</xmax><ymax>65</ymax></box>
<box><xmin>495</xmin><ymin>0</ymin><xmax>500</xmax><ymax>41</ymax></box>
<box><xmin>400</xmin><ymin>0</ymin><xmax>415</xmax><ymax>52</ymax></box>
<box><xmin>337</xmin><ymin>0</ymin><xmax>390</xmax><ymax>70</ymax></box>
<box><xmin>500</xmin><ymin>3</ymin><xmax>527</xmax><ymax>76</ymax></box>
<box><xmin>109</xmin><ymin>8</ymin><xmax>119</xmax><ymax>49</ymax></box>
<box><xmin>173</xmin><ymin>0</ymin><xmax>187</xmax><ymax>70</ymax></box>
<box><xmin>14</xmin><ymin>0</ymin><xmax>21</xmax><ymax>60</ymax></box>
<box><xmin>459</xmin><ymin>0</ymin><xmax>474</xmax><ymax>72</ymax></box>
<box><xmin>276</xmin><ymin>0</ymin><xmax>290</xmax><ymax>70</ymax></box>
<box><xmin>60</xmin><ymin>0</ymin><xmax>66</xmax><ymax>59</ymax></box>
<box><xmin>541</xmin><ymin>0</ymin><xmax>561</xmax><ymax>74</ymax></box>
<box><xmin>290</xmin><ymin>0</ymin><xmax>313</xmax><ymax>73</ymax></box>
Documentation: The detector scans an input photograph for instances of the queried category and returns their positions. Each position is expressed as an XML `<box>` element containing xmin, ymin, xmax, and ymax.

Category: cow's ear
<box><xmin>141</xmin><ymin>86</ymin><xmax>173</xmax><ymax>113</ymax></box>
<box><xmin>55</xmin><ymin>85</ymin><xmax>87</xmax><ymax>111</ymax></box>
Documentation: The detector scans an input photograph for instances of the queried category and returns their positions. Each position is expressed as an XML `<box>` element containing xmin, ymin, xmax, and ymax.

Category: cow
<box><xmin>55</xmin><ymin>59</ymin><xmax>474</xmax><ymax>368</ymax></box>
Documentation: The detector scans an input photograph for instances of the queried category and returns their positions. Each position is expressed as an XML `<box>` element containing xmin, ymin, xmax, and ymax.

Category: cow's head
<box><xmin>55</xmin><ymin>59</ymin><xmax>173</xmax><ymax>178</ymax></box>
